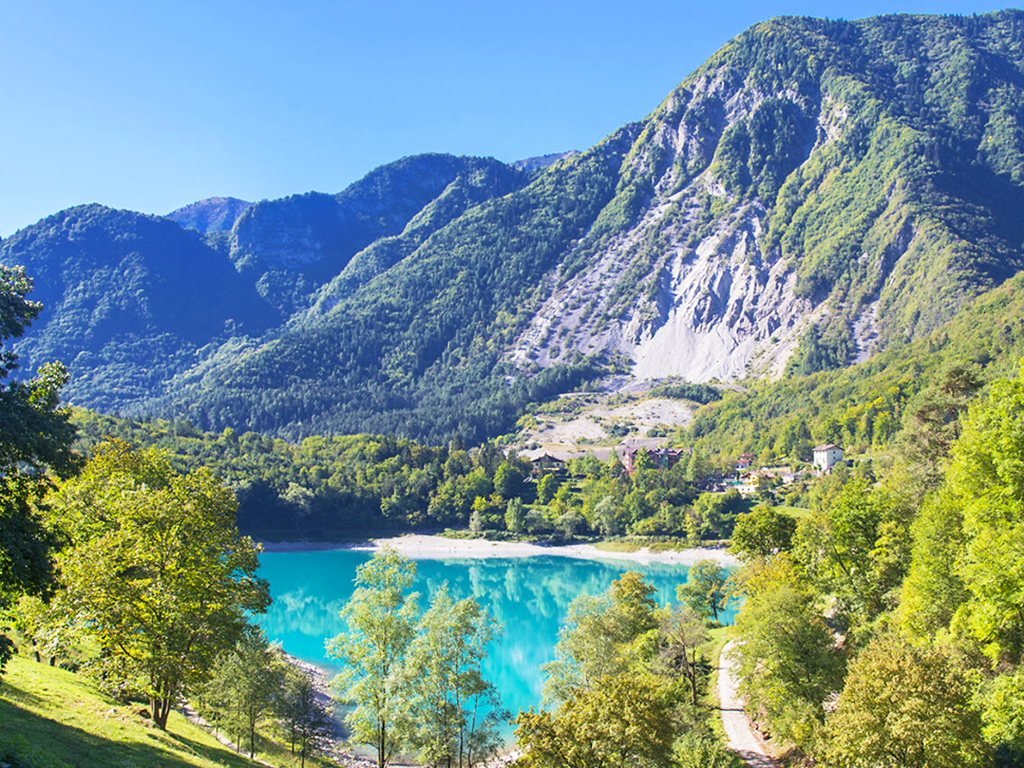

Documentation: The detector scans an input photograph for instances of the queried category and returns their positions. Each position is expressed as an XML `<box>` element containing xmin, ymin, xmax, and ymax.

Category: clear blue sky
<box><xmin>0</xmin><ymin>0</ymin><xmax>1013</xmax><ymax>236</ymax></box>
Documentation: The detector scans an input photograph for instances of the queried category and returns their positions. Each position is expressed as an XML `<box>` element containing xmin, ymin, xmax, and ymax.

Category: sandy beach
<box><xmin>260</xmin><ymin>533</ymin><xmax>738</xmax><ymax>566</ymax></box>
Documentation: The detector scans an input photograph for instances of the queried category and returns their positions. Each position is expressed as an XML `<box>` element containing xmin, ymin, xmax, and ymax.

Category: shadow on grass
<box><xmin>0</xmin><ymin>698</ymin><xmax>254</xmax><ymax>768</ymax></box>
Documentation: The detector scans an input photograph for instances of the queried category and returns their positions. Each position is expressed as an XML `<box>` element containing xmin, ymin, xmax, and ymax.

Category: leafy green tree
<box><xmin>505</xmin><ymin>496</ymin><xmax>526</xmax><ymax>534</ymax></box>
<box><xmin>278</xmin><ymin>673</ymin><xmax>335</xmax><ymax>768</ymax></box>
<box><xmin>657</xmin><ymin>605</ymin><xmax>709</xmax><ymax>707</ymax></box>
<box><xmin>328</xmin><ymin>548</ymin><xmax>419</xmax><ymax>767</ymax></box>
<box><xmin>402</xmin><ymin>585</ymin><xmax>506</xmax><ymax>767</ymax></box>
<box><xmin>906</xmin><ymin>365</ymin><xmax>1024</xmax><ymax>663</ymax></box>
<box><xmin>673</xmin><ymin>732</ymin><xmax>742</xmax><ymax>768</ymax></box>
<box><xmin>732</xmin><ymin>556</ymin><xmax>844</xmax><ymax>750</ymax></box>
<box><xmin>693</xmin><ymin>490</ymin><xmax>749</xmax><ymax>539</ymax></box>
<box><xmin>592</xmin><ymin>495</ymin><xmax>622</xmax><ymax>536</ymax></box>
<box><xmin>729</xmin><ymin>504</ymin><xmax>796</xmax><ymax>560</ymax></box>
<box><xmin>826</xmin><ymin>633</ymin><xmax>988</xmax><ymax>768</ymax></box>
<box><xmin>898</xmin><ymin>493</ymin><xmax>969</xmax><ymax>639</ymax></box>
<box><xmin>493</xmin><ymin>461</ymin><xmax>525</xmax><ymax>500</ymax></box>
<box><xmin>537</xmin><ymin>473</ymin><xmax>560</xmax><ymax>504</ymax></box>
<box><xmin>677</xmin><ymin>560</ymin><xmax>728</xmax><ymax>623</ymax></box>
<box><xmin>515</xmin><ymin>673</ymin><xmax>675</xmax><ymax>768</ymax></box>
<box><xmin>795</xmin><ymin>480</ymin><xmax>913</xmax><ymax>634</ymax></box>
<box><xmin>899</xmin><ymin>360</ymin><xmax>984</xmax><ymax>489</ymax></box>
<box><xmin>979</xmin><ymin>668</ymin><xmax>1024</xmax><ymax>766</ymax></box>
<box><xmin>542</xmin><ymin>572</ymin><xmax>658</xmax><ymax>704</ymax></box>
<box><xmin>53</xmin><ymin>441</ymin><xmax>269</xmax><ymax>729</ymax></box>
<box><xmin>206</xmin><ymin>626</ymin><xmax>283</xmax><ymax>758</ymax></box>
<box><xmin>0</xmin><ymin>265</ymin><xmax>77</xmax><ymax>676</ymax></box>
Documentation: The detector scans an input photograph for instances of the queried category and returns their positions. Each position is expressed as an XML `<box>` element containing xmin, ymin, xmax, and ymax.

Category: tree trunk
<box><xmin>152</xmin><ymin>695</ymin><xmax>171</xmax><ymax>730</ymax></box>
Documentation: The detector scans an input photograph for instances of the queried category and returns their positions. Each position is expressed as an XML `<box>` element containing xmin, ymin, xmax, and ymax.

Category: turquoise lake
<box><xmin>256</xmin><ymin>549</ymin><xmax>736</xmax><ymax>730</ymax></box>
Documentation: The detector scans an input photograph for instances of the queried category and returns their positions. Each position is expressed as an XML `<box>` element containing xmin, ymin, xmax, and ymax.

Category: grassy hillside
<box><xmin>0</xmin><ymin>655</ymin><xmax>306</xmax><ymax>768</ymax></box>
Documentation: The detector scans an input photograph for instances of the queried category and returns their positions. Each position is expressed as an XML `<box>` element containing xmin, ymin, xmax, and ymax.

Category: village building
<box><xmin>813</xmin><ymin>444</ymin><xmax>844</xmax><ymax>472</ymax></box>
<box><xmin>735</xmin><ymin>453</ymin><xmax>756</xmax><ymax>471</ymax></box>
<box><xmin>620</xmin><ymin>446</ymin><xmax>687</xmax><ymax>474</ymax></box>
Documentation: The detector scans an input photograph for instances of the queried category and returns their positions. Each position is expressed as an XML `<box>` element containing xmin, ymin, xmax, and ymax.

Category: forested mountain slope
<box><xmin>6</xmin><ymin>11</ymin><xmax>1024</xmax><ymax>442</ymax></box>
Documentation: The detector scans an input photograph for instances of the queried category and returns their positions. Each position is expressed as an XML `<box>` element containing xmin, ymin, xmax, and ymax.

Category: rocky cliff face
<box><xmin>509</xmin><ymin>12</ymin><xmax>1024</xmax><ymax>384</ymax></box>
<box><xmin>167</xmin><ymin>197</ymin><xmax>251</xmax><ymax>234</ymax></box>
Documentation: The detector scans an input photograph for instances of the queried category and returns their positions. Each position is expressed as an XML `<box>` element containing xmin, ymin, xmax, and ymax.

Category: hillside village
<box><xmin>521</xmin><ymin>440</ymin><xmax>844</xmax><ymax>496</ymax></box>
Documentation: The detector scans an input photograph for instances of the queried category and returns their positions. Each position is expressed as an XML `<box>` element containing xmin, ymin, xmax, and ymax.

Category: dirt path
<box><xmin>718</xmin><ymin>640</ymin><xmax>779</xmax><ymax>768</ymax></box>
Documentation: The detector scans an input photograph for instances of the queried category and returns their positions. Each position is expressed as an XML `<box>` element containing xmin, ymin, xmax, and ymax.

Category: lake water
<box><xmin>256</xmin><ymin>549</ymin><xmax>736</xmax><ymax>731</ymax></box>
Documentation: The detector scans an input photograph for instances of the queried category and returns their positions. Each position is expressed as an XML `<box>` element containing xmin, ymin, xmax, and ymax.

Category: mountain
<box><xmin>7</xmin><ymin>11</ymin><xmax>1024</xmax><ymax>443</ymax></box>
<box><xmin>167</xmin><ymin>196</ymin><xmax>251</xmax><ymax>234</ymax></box>
<box><xmin>1</xmin><ymin>205</ymin><xmax>277</xmax><ymax>412</ymax></box>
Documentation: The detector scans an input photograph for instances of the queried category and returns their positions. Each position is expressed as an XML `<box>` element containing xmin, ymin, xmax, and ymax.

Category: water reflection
<box><xmin>257</xmin><ymin>550</ymin><xmax>736</xmax><ymax>729</ymax></box>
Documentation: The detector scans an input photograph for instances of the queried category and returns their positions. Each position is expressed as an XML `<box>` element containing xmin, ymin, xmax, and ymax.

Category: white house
<box><xmin>813</xmin><ymin>444</ymin><xmax>844</xmax><ymax>472</ymax></box>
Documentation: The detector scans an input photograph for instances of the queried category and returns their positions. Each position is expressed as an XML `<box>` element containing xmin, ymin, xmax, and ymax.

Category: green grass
<box><xmin>0</xmin><ymin>656</ymin><xmax>328</xmax><ymax>768</ymax></box>
<box><xmin>592</xmin><ymin>541</ymin><xmax>642</xmax><ymax>553</ymax></box>
<box><xmin>774</xmin><ymin>505</ymin><xmax>812</xmax><ymax>519</ymax></box>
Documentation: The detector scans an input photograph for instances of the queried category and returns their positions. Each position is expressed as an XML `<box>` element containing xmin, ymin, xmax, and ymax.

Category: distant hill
<box><xmin>167</xmin><ymin>196</ymin><xmax>251</xmax><ymax>233</ymax></box>
<box><xmin>7</xmin><ymin>11</ymin><xmax>1024</xmax><ymax>443</ymax></box>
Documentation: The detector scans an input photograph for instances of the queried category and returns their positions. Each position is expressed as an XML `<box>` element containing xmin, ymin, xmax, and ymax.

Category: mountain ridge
<box><xmin>6</xmin><ymin>10</ymin><xmax>1024</xmax><ymax>442</ymax></box>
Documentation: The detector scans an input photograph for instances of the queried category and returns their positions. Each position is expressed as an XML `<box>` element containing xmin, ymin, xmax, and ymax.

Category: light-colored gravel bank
<box><xmin>260</xmin><ymin>533</ymin><xmax>738</xmax><ymax>567</ymax></box>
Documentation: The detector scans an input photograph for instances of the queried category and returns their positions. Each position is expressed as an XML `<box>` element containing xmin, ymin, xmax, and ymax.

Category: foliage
<box><xmin>676</xmin><ymin>560</ymin><xmax>728</xmax><ymax>623</ymax></box>
<box><xmin>329</xmin><ymin>550</ymin><xmax>506</xmax><ymax>768</ymax></box>
<box><xmin>794</xmin><ymin>479</ymin><xmax>913</xmax><ymax>639</ymax></box>
<box><xmin>656</xmin><ymin>606</ymin><xmax>709</xmax><ymax>707</ymax></box>
<box><xmin>401</xmin><ymin>585</ymin><xmax>506</xmax><ymax>768</ymax></box>
<box><xmin>731</xmin><ymin>556</ymin><xmax>845</xmax><ymax>751</ymax></box>
<box><xmin>328</xmin><ymin>548</ymin><xmax>419</xmax><ymax>767</ymax></box>
<box><xmin>932</xmin><ymin>362</ymin><xmax>1024</xmax><ymax>665</ymax></box>
<box><xmin>0</xmin><ymin>265</ymin><xmax>76</xmax><ymax>678</ymax></box>
<box><xmin>50</xmin><ymin>440</ymin><xmax>269</xmax><ymax>729</ymax></box>
<box><xmin>202</xmin><ymin>627</ymin><xmax>283</xmax><ymax>759</ymax></box>
<box><xmin>541</xmin><ymin>572</ymin><xmax>658</xmax><ymax>705</ymax></box>
<box><xmin>646</xmin><ymin>382</ymin><xmax>722</xmax><ymax>405</ymax></box>
<box><xmin>825</xmin><ymin>632</ymin><xmax>988</xmax><ymax>768</ymax></box>
<box><xmin>514</xmin><ymin>673</ymin><xmax>675</xmax><ymax>768</ymax></box>
<box><xmin>729</xmin><ymin>505</ymin><xmax>796</xmax><ymax>560</ymax></box>
<box><xmin>278</xmin><ymin>673</ymin><xmax>335</xmax><ymax>768</ymax></box>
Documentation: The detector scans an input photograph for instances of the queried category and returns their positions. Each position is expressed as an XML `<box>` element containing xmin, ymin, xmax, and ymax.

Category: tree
<box><xmin>677</xmin><ymin>560</ymin><xmax>728</xmax><ymax>623</ymax></box>
<box><xmin>979</xmin><ymin>668</ymin><xmax>1024</xmax><ymax>766</ymax></box>
<box><xmin>729</xmin><ymin>505</ymin><xmax>796</xmax><ymax>560</ymax></box>
<box><xmin>907</xmin><ymin>364</ymin><xmax>1024</xmax><ymax>664</ymax></box>
<box><xmin>53</xmin><ymin>441</ymin><xmax>269</xmax><ymax>729</ymax></box>
<box><xmin>673</xmin><ymin>732</ymin><xmax>741</xmax><ymax>768</ymax></box>
<box><xmin>0</xmin><ymin>265</ymin><xmax>77</xmax><ymax>676</ymax></box>
<box><xmin>505</xmin><ymin>497</ymin><xmax>526</xmax><ymax>534</ymax></box>
<box><xmin>328</xmin><ymin>548</ymin><xmax>419</xmax><ymax>768</ymax></box>
<box><xmin>826</xmin><ymin>633</ymin><xmax>988</xmax><ymax>768</ymax></box>
<box><xmin>592</xmin><ymin>495</ymin><xmax>621</xmax><ymax>537</ymax></box>
<box><xmin>279</xmin><ymin>672</ymin><xmax>335</xmax><ymax>768</ymax></box>
<box><xmin>402</xmin><ymin>585</ymin><xmax>506</xmax><ymax>768</ymax></box>
<box><xmin>537</xmin><ymin>474</ymin><xmax>559</xmax><ymax>504</ymax></box>
<box><xmin>899</xmin><ymin>360</ymin><xmax>983</xmax><ymax>490</ymax></box>
<box><xmin>693</xmin><ymin>490</ymin><xmax>749</xmax><ymax>539</ymax></box>
<box><xmin>542</xmin><ymin>572</ymin><xmax>658</xmax><ymax>705</ymax></box>
<box><xmin>206</xmin><ymin>627</ymin><xmax>282</xmax><ymax>759</ymax></box>
<box><xmin>515</xmin><ymin>673</ymin><xmax>675</xmax><ymax>768</ymax></box>
<box><xmin>657</xmin><ymin>605</ymin><xmax>710</xmax><ymax>707</ymax></box>
<box><xmin>731</xmin><ymin>556</ymin><xmax>844</xmax><ymax>750</ymax></box>
<box><xmin>493</xmin><ymin>461</ymin><xmax>525</xmax><ymax>500</ymax></box>
<box><xmin>795</xmin><ymin>481</ymin><xmax>912</xmax><ymax>634</ymax></box>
